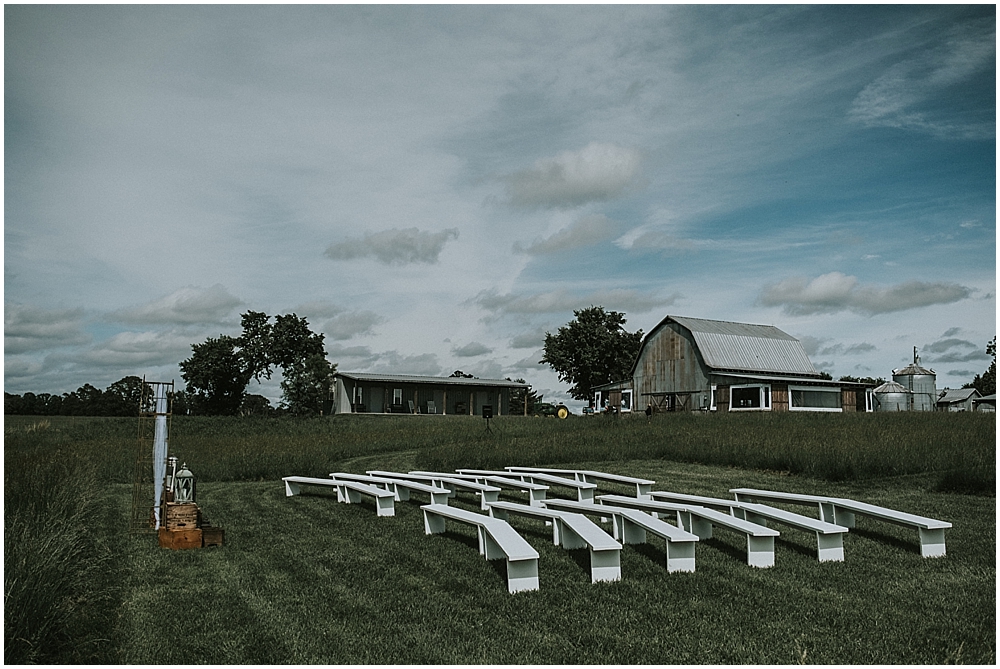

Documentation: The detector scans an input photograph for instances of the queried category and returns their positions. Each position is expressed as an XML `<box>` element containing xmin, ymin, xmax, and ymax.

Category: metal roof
<box><xmin>892</xmin><ymin>363</ymin><xmax>936</xmax><ymax>376</ymax></box>
<box><xmin>937</xmin><ymin>388</ymin><xmax>980</xmax><ymax>403</ymax></box>
<box><xmin>873</xmin><ymin>381</ymin><xmax>911</xmax><ymax>394</ymax></box>
<box><xmin>335</xmin><ymin>371</ymin><xmax>527</xmax><ymax>388</ymax></box>
<box><xmin>650</xmin><ymin>315</ymin><xmax>820</xmax><ymax>376</ymax></box>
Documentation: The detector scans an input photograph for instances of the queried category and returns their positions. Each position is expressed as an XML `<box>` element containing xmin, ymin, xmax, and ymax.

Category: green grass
<box><xmin>4</xmin><ymin>413</ymin><xmax>996</xmax><ymax>664</ymax></box>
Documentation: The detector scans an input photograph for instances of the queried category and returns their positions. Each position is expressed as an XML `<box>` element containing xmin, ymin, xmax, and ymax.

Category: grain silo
<box><xmin>873</xmin><ymin>380</ymin><xmax>912</xmax><ymax>412</ymax></box>
<box><xmin>892</xmin><ymin>347</ymin><xmax>937</xmax><ymax>411</ymax></box>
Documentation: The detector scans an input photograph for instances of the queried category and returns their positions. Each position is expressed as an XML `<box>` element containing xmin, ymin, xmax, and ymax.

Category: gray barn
<box><xmin>594</xmin><ymin>315</ymin><xmax>872</xmax><ymax>414</ymax></box>
<box><xmin>331</xmin><ymin>372</ymin><xmax>528</xmax><ymax>416</ymax></box>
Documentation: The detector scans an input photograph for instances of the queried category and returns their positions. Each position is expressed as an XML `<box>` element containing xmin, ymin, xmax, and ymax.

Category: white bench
<box><xmin>486</xmin><ymin>501</ymin><xmax>622</xmax><ymax>583</ymax></box>
<box><xmin>651</xmin><ymin>491</ymin><xmax>848</xmax><ymax>562</ymax></box>
<box><xmin>330</xmin><ymin>473</ymin><xmax>451</xmax><ymax>505</ymax></box>
<box><xmin>283</xmin><ymin>476</ymin><xmax>395</xmax><ymax>517</ymax></box>
<box><xmin>599</xmin><ymin>495</ymin><xmax>779</xmax><ymax>568</ymax></box>
<box><xmin>541</xmin><ymin>498</ymin><xmax>698</xmax><ymax>573</ymax></box>
<box><xmin>461</xmin><ymin>469</ymin><xmax>598</xmax><ymax>503</ymax></box>
<box><xmin>506</xmin><ymin>467</ymin><xmax>655</xmax><ymax>499</ymax></box>
<box><xmin>421</xmin><ymin>504</ymin><xmax>539</xmax><ymax>593</ymax></box>
<box><xmin>731</xmin><ymin>488</ymin><xmax>952</xmax><ymax>558</ymax></box>
<box><xmin>450</xmin><ymin>471</ymin><xmax>550</xmax><ymax>506</ymax></box>
<box><xmin>366</xmin><ymin>471</ymin><xmax>502</xmax><ymax>510</ymax></box>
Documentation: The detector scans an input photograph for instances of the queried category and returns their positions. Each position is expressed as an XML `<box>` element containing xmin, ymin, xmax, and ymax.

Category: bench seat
<box><xmin>366</xmin><ymin>471</ymin><xmax>502</xmax><ymax>509</ymax></box>
<box><xmin>599</xmin><ymin>495</ymin><xmax>779</xmax><ymax>568</ymax></box>
<box><xmin>486</xmin><ymin>501</ymin><xmax>621</xmax><ymax>582</ymax></box>
<box><xmin>283</xmin><ymin>476</ymin><xmax>395</xmax><ymax>517</ymax></box>
<box><xmin>459</xmin><ymin>469</ymin><xmax>597</xmax><ymax>503</ymax></box>
<box><xmin>421</xmin><ymin>504</ymin><xmax>539</xmax><ymax>593</ymax></box>
<box><xmin>730</xmin><ymin>487</ymin><xmax>952</xmax><ymax>558</ymax></box>
<box><xmin>450</xmin><ymin>472</ymin><xmax>550</xmax><ymax>506</ymax></box>
<box><xmin>506</xmin><ymin>467</ymin><xmax>655</xmax><ymax>499</ymax></box>
<box><xmin>541</xmin><ymin>498</ymin><xmax>698</xmax><ymax>573</ymax></box>
<box><xmin>330</xmin><ymin>473</ymin><xmax>451</xmax><ymax>505</ymax></box>
<box><xmin>651</xmin><ymin>491</ymin><xmax>847</xmax><ymax>562</ymax></box>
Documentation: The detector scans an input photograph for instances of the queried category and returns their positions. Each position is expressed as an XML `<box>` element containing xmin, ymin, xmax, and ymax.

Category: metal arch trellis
<box><xmin>129</xmin><ymin>378</ymin><xmax>173</xmax><ymax>534</ymax></box>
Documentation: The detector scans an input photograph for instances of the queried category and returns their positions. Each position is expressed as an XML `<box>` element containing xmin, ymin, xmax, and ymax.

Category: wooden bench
<box><xmin>283</xmin><ymin>476</ymin><xmax>395</xmax><ymax>517</ymax></box>
<box><xmin>330</xmin><ymin>473</ymin><xmax>451</xmax><ymax>505</ymax></box>
<box><xmin>451</xmin><ymin>471</ymin><xmax>550</xmax><ymax>506</ymax></box>
<box><xmin>421</xmin><ymin>504</ymin><xmax>539</xmax><ymax>593</ymax></box>
<box><xmin>366</xmin><ymin>471</ymin><xmax>502</xmax><ymax>510</ymax></box>
<box><xmin>506</xmin><ymin>467</ymin><xmax>655</xmax><ymax>499</ymax></box>
<box><xmin>651</xmin><ymin>491</ymin><xmax>848</xmax><ymax>562</ymax></box>
<box><xmin>731</xmin><ymin>488</ymin><xmax>952</xmax><ymax>558</ymax></box>
<box><xmin>462</xmin><ymin>469</ymin><xmax>598</xmax><ymax>503</ymax></box>
<box><xmin>541</xmin><ymin>498</ymin><xmax>698</xmax><ymax>573</ymax></box>
<box><xmin>486</xmin><ymin>501</ymin><xmax>621</xmax><ymax>583</ymax></box>
<box><xmin>599</xmin><ymin>495</ymin><xmax>779</xmax><ymax>568</ymax></box>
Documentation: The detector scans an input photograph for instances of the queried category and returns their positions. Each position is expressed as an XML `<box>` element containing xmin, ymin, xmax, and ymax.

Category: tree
<box><xmin>106</xmin><ymin>375</ymin><xmax>145</xmax><ymax>416</ymax></box>
<box><xmin>180</xmin><ymin>335</ymin><xmax>251</xmax><ymax>415</ymax></box>
<box><xmin>839</xmin><ymin>375</ymin><xmax>885</xmax><ymax>386</ymax></box>
<box><xmin>964</xmin><ymin>337</ymin><xmax>996</xmax><ymax>396</ymax></box>
<box><xmin>540</xmin><ymin>306</ymin><xmax>644</xmax><ymax>401</ymax></box>
<box><xmin>280</xmin><ymin>353</ymin><xmax>337</xmax><ymax>415</ymax></box>
<box><xmin>506</xmin><ymin>378</ymin><xmax>541</xmax><ymax>415</ymax></box>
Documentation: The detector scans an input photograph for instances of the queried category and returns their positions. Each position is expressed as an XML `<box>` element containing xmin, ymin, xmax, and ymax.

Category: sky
<box><xmin>4</xmin><ymin>5</ymin><xmax>996</xmax><ymax>411</ymax></box>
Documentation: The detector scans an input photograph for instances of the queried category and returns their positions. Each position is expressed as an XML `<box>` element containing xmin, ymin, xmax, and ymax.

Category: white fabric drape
<box><xmin>152</xmin><ymin>385</ymin><xmax>169</xmax><ymax>528</ymax></box>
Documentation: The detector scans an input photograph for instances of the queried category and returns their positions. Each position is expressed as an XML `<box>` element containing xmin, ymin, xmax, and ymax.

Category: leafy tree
<box><xmin>280</xmin><ymin>353</ymin><xmax>337</xmax><ymax>415</ymax></box>
<box><xmin>963</xmin><ymin>337</ymin><xmax>996</xmax><ymax>396</ymax></box>
<box><xmin>540</xmin><ymin>306</ymin><xmax>644</xmax><ymax>401</ymax></box>
<box><xmin>240</xmin><ymin>394</ymin><xmax>274</xmax><ymax>416</ymax></box>
<box><xmin>450</xmin><ymin>370</ymin><xmax>475</xmax><ymax>378</ymax></box>
<box><xmin>106</xmin><ymin>375</ymin><xmax>145</xmax><ymax>416</ymax></box>
<box><xmin>180</xmin><ymin>335</ymin><xmax>250</xmax><ymax>415</ymax></box>
<box><xmin>839</xmin><ymin>375</ymin><xmax>886</xmax><ymax>386</ymax></box>
<box><xmin>506</xmin><ymin>378</ymin><xmax>541</xmax><ymax>415</ymax></box>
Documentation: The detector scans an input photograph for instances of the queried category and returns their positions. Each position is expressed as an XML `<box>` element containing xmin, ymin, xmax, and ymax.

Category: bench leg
<box><xmin>589</xmin><ymin>548</ymin><xmax>621</xmax><ymax>583</ymax></box>
<box><xmin>430</xmin><ymin>491</ymin><xmax>451</xmax><ymax>506</ymax></box>
<box><xmin>747</xmin><ymin>535</ymin><xmax>775</xmax><ymax>568</ymax></box>
<box><xmin>375</xmin><ymin>495</ymin><xmax>395</xmax><ymax>517</ymax></box>
<box><xmin>664</xmin><ymin>539</ymin><xmax>696</xmax><ymax>573</ymax></box>
<box><xmin>284</xmin><ymin>480</ymin><xmax>300</xmax><ymax>497</ymax></box>
<box><xmin>636</xmin><ymin>483</ymin><xmax>652</xmax><ymax>500</ymax></box>
<box><xmin>833</xmin><ymin>508</ymin><xmax>855</xmax><ymax>528</ymax></box>
<box><xmin>506</xmin><ymin>557</ymin><xmax>539</xmax><ymax>593</ymax></box>
<box><xmin>578</xmin><ymin>488</ymin><xmax>595</xmax><ymax>504</ymax></box>
<box><xmin>619</xmin><ymin>517</ymin><xmax>647</xmax><ymax>544</ymax></box>
<box><xmin>743</xmin><ymin>511</ymin><xmax>769</xmax><ymax>528</ymax></box>
<box><xmin>488</xmin><ymin>506</ymin><xmax>509</xmax><ymax>521</ymax></box>
<box><xmin>393</xmin><ymin>485</ymin><xmax>410</xmax><ymax>502</ymax></box>
<box><xmin>818</xmin><ymin>502</ymin><xmax>839</xmax><ymax>525</ymax></box>
<box><xmin>341</xmin><ymin>487</ymin><xmax>362</xmax><ymax>504</ymax></box>
<box><xmin>423</xmin><ymin>510</ymin><xmax>446</xmax><ymax>535</ymax></box>
<box><xmin>529</xmin><ymin>489</ymin><xmax>546</xmax><ymax>507</ymax></box>
<box><xmin>918</xmin><ymin>527</ymin><xmax>947</xmax><ymax>558</ymax></box>
<box><xmin>481</xmin><ymin>490</ymin><xmax>500</xmax><ymax>510</ymax></box>
<box><xmin>816</xmin><ymin>532</ymin><xmax>845</xmax><ymax>562</ymax></box>
<box><xmin>690</xmin><ymin>516</ymin><xmax>713</xmax><ymax>540</ymax></box>
<box><xmin>558</xmin><ymin>522</ymin><xmax>585</xmax><ymax>549</ymax></box>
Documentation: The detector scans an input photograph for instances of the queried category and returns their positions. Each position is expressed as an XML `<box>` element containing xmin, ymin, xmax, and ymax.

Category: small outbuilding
<box><xmin>972</xmin><ymin>394</ymin><xmax>996</xmax><ymax>412</ymax></box>
<box><xmin>937</xmin><ymin>387</ymin><xmax>981</xmax><ymax>412</ymax></box>
<box><xmin>594</xmin><ymin>315</ymin><xmax>873</xmax><ymax>414</ymax></box>
<box><xmin>331</xmin><ymin>372</ymin><xmax>528</xmax><ymax>416</ymax></box>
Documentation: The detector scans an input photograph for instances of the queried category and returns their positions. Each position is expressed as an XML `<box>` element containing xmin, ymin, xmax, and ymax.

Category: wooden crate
<box><xmin>158</xmin><ymin>527</ymin><xmax>203</xmax><ymax>550</ymax></box>
<box><xmin>165</xmin><ymin>502</ymin><xmax>200</xmax><ymax>530</ymax></box>
<box><xmin>202</xmin><ymin>526</ymin><xmax>224</xmax><ymax>547</ymax></box>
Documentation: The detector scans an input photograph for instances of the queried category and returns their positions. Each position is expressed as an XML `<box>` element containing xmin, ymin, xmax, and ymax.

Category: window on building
<box><xmin>393</xmin><ymin>388</ymin><xmax>402</xmax><ymax>405</ymax></box>
<box><xmin>593</xmin><ymin>391</ymin><xmax>603</xmax><ymax>411</ymax></box>
<box><xmin>621</xmin><ymin>389</ymin><xmax>633</xmax><ymax>412</ymax></box>
<box><xmin>730</xmin><ymin>384</ymin><xmax>771</xmax><ymax>411</ymax></box>
<box><xmin>354</xmin><ymin>386</ymin><xmax>363</xmax><ymax>403</ymax></box>
<box><xmin>710</xmin><ymin>384</ymin><xmax>717</xmax><ymax>411</ymax></box>
<box><xmin>789</xmin><ymin>386</ymin><xmax>842</xmax><ymax>412</ymax></box>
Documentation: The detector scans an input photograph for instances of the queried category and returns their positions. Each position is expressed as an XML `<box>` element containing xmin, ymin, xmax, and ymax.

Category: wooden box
<box><xmin>158</xmin><ymin>527</ymin><xmax>203</xmax><ymax>550</ymax></box>
<box><xmin>165</xmin><ymin>502</ymin><xmax>200</xmax><ymax>530</ymax></box>
<box><xmin>202</xmin><ymin>526</ymin><xmax>225</xmax><ymax>547</ymax></box>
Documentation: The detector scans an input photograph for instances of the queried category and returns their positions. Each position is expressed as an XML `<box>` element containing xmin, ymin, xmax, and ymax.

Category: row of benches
<box><xmin>281</xmin><ymin>467</ymin><xmax>952</xmax><ymax>592</ymax></box>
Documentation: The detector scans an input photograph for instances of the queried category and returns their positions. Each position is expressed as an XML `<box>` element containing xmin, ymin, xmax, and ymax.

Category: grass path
<box><xmin>112</xmin><ymin>459</ymin><xmax>995</xmax><ymax>664</ymax></box>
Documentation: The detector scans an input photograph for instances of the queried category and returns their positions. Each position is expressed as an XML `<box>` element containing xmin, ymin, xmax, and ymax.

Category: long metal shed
<box><xmin>331</xmin><ymin>372</ymin><xmax>528</xmax><ymax>416</ymax></box>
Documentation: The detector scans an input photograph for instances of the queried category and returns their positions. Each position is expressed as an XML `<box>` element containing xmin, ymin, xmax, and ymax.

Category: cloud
<box><xmin>618</xmin><ymin>229</ymin><xmax>696</xmax><ymax>255</ymax></box>
<box><xmin>946</xmin><ymin>369</ymin><xmax>977</xmax><ymax>378</ymax></box>
<box><xmin>321</xmin><ymin>311</ymin><xmax>385</xmax><ymax>341</ymax></box>
<box><xmin>921</xmin><ymin>337</ymin><xmax>990</xmax><ymax>364</ymax></box>
<box><xmin>502</xmin><ymin>142</ymin><xmax>642</xmax><ymax>209</ymax></box>
<box><xmin>513</xmin><ymin>214</ymin><xmax>618</xmax><ymax>255</ymax></box>
<box><xmin>4</xmin><ymin>304</ymin><xmax>91</xmax><ymax>353</ymax></box>
<box><xmin>797</xmin><ymin>336</ymin><xmax>875</xmax><ymax>357</ymax></box>
<box><xmin>324</xmin><ymin>228</ymin><xmax>459</xmax><ymax>265</ymax></box>
<box><xmin>510</xmin><ymin>352</ymin><xmax>547</xmax><ymax>371</ymax></box>
<box><xmin>111</xmin><ymin>285</ymin><xmax>243</xmax><ymax>325</ymax></box>
<box><xmin>475</xmin><ymin>288</ymin><xmax>679</xmax><ymax>317</ymax></box>
<box><xmin>510</xmin><ymin>327</ymin><xmax>548</xmax><ymax>349</ymax></box>
<box><xmin>452</xmin><ymin>341</ymin><xmax>493</xmax><ymax>357</ymax></box>
<box><xmin>80</xmin><ymin>330</ymin><xmax>194</xmax><ymax>368</ymax></box>
<box><xmin>367</xmin><ymin>351</ymin><xmax>442</xmax><ymax>376</ymax></box>
<box><xmin>758</xmin><ymin>272</ymin><xmax>971</xmax><ymax>316</ymax></box>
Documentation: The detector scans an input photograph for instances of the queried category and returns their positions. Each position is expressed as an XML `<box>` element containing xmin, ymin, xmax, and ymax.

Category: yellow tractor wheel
<box><xmin>557</xmin><ymin>406</ymin><xmax>569</xmax><ymax>419</ymax></box>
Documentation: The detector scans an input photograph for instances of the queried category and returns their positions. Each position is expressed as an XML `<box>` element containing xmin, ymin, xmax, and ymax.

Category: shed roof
<box><xmin>638</xmin><ymin>315</ymin><xmax>820</xmax><ymax>376</ymax></box>
<box><xmin>335</xmin><ymin>371</ymin><xmax>527</xmax><ymax>388</ymax></box>
<box><xmin>937</xmin><ymin>387</ymin><xmax>980</xmax><ymax>404</ymax></box>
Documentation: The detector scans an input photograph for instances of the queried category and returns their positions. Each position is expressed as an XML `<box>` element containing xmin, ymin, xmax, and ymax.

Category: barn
<box><xmin>593</xmin><ymin>315</ymin><xmax>873</xmax><ymax>414</ymax></box>
<box><xmin>331</xmin><ymin>372</ymin><xmax>528</xmax><ymax>416</ymax></box>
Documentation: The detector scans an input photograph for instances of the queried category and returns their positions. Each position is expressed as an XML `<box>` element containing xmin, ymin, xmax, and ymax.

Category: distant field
<box><xmin>4</xmin><ymin>412</ymin><xmax>995</xmax><ymax>664</ymax></box>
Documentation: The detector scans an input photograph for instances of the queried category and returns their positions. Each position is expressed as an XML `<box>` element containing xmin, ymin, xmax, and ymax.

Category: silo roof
<box><xmin>892</xmin><ymin>363</ymin><xmax>935</xmax><ymax>376</ymax></box>
<box><xmin>873</xmin><ymin>381</ymin><xmax>911</xmax><ymax>394</ymax></box>
<box><xmin>661</xmin><ymin>315</ymin><xmax>820</xmax><ymax>376</ymax></box>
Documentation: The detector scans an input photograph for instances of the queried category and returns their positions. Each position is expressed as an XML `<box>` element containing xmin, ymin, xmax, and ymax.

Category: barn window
<box><xmin>593</xmin><ymin>391</ymin><xmax>603</xmax><ymax>411</ymax></box>
<box><xmin>710</xmin><ymin>384</ymin><xmax>717</xmax><ymax>411</ymax></box>
<box><xmin>393</xmin><ymin>388</ymin><xmax>403</xmax><ymax>405</ymax></box>
<box><xmin>730</xmin><ymin>384</ymin><xmax>771</xmax><ymax>411</ymax></box>
<box><xmin>789</xmin><ymin>386</ymin><xmax>842</xmax><ymax>412</ymax></box>
<box><xmin>620</xmin><ymin>389</ymin><xmax>633</xmax><ymax>412</ymax></box>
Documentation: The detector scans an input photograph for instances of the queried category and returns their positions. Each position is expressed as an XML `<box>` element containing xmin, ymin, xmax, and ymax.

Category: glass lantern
<box><xmin>174</xmin><ymin>463</ymin><xmax>196</xmax><ymax>504</ymax></box>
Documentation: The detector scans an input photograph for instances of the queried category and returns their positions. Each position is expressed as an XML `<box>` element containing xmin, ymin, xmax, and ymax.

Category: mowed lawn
<box><xmin>113</xmin><ymin>459</ymin><xmax>995</xmax><ymax>665</ymax></box>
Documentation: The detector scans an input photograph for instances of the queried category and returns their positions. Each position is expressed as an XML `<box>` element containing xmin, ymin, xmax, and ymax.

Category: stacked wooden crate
<box><xmin>157</xmin><ymin>502</ymin><xmax>224</xmax><ymax>549</ymax></box>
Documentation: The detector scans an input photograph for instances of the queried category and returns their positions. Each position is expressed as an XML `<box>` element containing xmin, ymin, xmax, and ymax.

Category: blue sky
<box><xmin>5</xmin><ymin>5</ymin><xmax>996</xmax><ymax>409</ymax></box>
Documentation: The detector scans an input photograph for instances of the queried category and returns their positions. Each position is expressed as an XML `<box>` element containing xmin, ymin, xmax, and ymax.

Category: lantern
<box><xmin>174</xmin><ymin>463</ymin><xmax>196</xmax><ymax>503</ymax></box>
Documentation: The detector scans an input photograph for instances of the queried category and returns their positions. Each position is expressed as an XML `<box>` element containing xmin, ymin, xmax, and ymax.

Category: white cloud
<box><xmin>111</xmin><ymin>284</ymin><xmax>243</xmax><ymax>325</ymax></box>
<box><xmin>4</xmin><ymin>304</ymin><xmax>91</xmax><ymax>353</ymax></box>
<box><xmin>452</xmin><ymin>341</ymin><xmax>493</xmax><ymax>357</ymax></box>
<box><xmin>475</xmin><ymin>288</ymin><xmax>678</xmax><ymax>316</ymax></box>
<box><xmin>510</xmin><ymin>327</ymin><xmax>547</xmax><ymax>349</ymax></box>
<box><xmin>325</xmin><ymin>228</ymin><xmax>459</xmax><ymax>265</ymax></box>
<box><xmin>502</xmin><ymin>142</ymin><xmax>642</xmax><ymax>209</ymax></box>
<box><xmin>80</xmin><ymin>329</ymin><xmax>194</xmax><ymax>368</ymax></box>
<box><xmin>619</xmin><ymin>229</ymin><xmax>696</xmax><ymax>255</ymax></box>
<box><xmin>513</xmin><ymin>214</ymin><xmax>618</xmax><ymax>255</ymax></box>
<box><xmin>759</xmin><ymin>272</ymin><xmax>971</xmax><ymax>316</ymax></box>
<box><xmin>321</xmin><ymin>311</ymin><xmax>385</xmax><ymax>341</ymax></box>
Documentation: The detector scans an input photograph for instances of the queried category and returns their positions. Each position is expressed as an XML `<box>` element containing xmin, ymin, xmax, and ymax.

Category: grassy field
<box><xmin>4</xmin><ymin>412</ymin><xmax>996</xmax><ymax>664</ymax></box>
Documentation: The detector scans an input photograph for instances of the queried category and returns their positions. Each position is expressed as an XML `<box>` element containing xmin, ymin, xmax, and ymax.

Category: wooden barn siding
<box><xmin>772</xmin><ymin>384</ymin><xmax>789</xmax><ymax>411</ymax></box>
<box><xmin>636</xmin><ymin>323</ymin><xmax>711</xmax><ymax>397</ymax></box>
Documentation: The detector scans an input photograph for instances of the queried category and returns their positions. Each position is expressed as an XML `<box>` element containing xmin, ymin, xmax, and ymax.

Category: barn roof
<box><xmin>637</xmin><ymin>315</ymin><xmax>821</xmax><ymax>377</ymax></box>
<box><xmin>334</xmin><ymin>371</ymin><xmax>527</xmax><ymax>388</ymax></box>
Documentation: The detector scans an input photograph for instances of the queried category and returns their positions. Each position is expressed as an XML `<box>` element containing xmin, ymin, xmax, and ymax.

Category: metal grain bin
<box><xmin>892</xmin><ymin>348</ymin><xmax>937</xmax><ymax>411</ymax></box>
<box><xmin>873</xmin><ymin>381</ymin><xmax>911</xmax><ymax>412</ymax></box>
